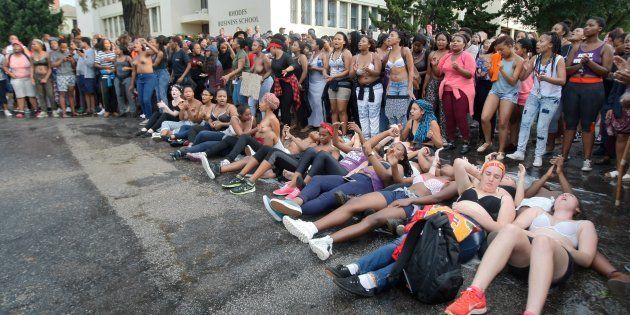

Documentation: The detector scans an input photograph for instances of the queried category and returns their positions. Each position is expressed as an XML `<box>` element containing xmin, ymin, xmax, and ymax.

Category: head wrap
<box><xmin>482</xmin><ymin>160</ymin><xmax>506</xmax><ymax>176</ymax></box>
<box><xmin>205</xmin><ymin>44</ymin><xmax>218</xmax><ymax>54</ymax></box>
<box><xmin>262</xmin><ymin>93</ymin><xmax>279</xmax><ymax>110</ymax></box>
<box><xmin>268</xmin><ymin>42</ymin><xmax>283</xmax><ymax>50</ymax></box>
<box><xmin>413</xmin><ymin>99</ymin><xmax>437</xmax><ymax>144</ymax></box>
<box><xmin>320</xmin><ymin>123</ymin><xmax>334</xmax><ymax>136</ymax></box>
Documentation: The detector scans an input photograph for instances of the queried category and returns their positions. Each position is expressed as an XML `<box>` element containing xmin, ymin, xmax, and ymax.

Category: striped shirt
<box><xmin>95</xmin><ymin>50</ymin><xmax>116</xmax><ymax>77</ymax></box>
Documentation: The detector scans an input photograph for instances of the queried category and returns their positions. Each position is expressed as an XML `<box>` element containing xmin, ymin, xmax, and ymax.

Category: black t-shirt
<box><xmin>170</xmin><ymin>49</ymin><xmax>190</xmax><ymax>76</ymax></box>
<box><xmin>271</xmin><ymin>52</ymin><xmax>294</xmax><ymax>78</ymax></box>
<box><xmin>189</xmin><ymin>54</ymin><xmax>207</xmax><ymax>80</ymax></box>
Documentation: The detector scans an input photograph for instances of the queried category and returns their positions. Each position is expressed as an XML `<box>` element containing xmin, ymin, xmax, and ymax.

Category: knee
<box><xmin>453</xmin><ymin>158</ymin><xmax>467</xmax><ymax>168</ymax></box>
<box><xmin>363</xmin><ymin>213</ymin><xmax>388</xmax><ymax>228</ymax></box>
<box><xmin>498</xmin><ymin>118</ymin><xmax>509</xmax><ymax>130</ymax></box>
<box><xmin>499</xmin><ymin>223</ymin><xmax>523</xmax><ymax>237</ymax></box>
<box><xmin>531</xmin><ymin>235</ymin><xmax>553</xmax><ymax>252</ymax></box>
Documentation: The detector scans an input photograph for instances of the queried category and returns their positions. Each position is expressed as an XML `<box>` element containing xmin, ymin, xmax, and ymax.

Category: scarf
<box><xmin>413</xmin><ymin>99</ymin><xmax>437</xmax><ymax>143</ymax></box>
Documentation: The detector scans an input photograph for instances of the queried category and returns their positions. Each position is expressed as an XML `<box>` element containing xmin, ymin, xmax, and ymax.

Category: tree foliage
<box><xmin>457</xmin><ymin>0</ymin><xmax>501</xmax><ymax>35</ymax></box>
<box><xmin>501</xmin><ymin>0</ymin><xmax>630</xmax><ymax>32</ymax></box>
<box><xmin>370</xmin><ymin>0</ymin><xmax>419</xmax><ymax>34</ymax></box>
<box><xmin>0</xmin><ymin>0</ymin><xmax>63</xmax><ymax>46</ymax></box>
<box><xmin>79</xmin><ymin>0</ymin><xmax>149</xmax><ymax>37</ymax></box>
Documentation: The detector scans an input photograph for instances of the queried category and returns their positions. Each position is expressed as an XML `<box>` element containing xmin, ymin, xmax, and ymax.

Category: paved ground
<box><xmin>0</xmin><ymin>116</ymin><xmax>628</xmax><ymax>314</ymax></box>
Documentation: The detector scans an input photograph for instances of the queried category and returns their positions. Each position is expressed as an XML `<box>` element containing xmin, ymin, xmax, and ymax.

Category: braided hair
<box><xmin>534</xmin><ymin>32</ymin><xmax>562</xmax><ymax>78</ymax></box>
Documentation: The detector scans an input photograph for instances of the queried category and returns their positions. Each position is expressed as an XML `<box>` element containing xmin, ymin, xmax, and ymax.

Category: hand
<box><xmin>348</xmin><ymin>122</ymin><xmax>361</xmax><ymax>134</ymax></box>
<box><xmin>282</xmin><ymin>125</ymin><xmax>291</xmax><ymax>140</ymax></box>
<box><xmin>386</xmin><ymin>149</ymin><xmax>399</xmax><ymax>165</ymax></box>
<box><xmin>613</xmin><ymin>55</ymin><xmax>628</xmax><ymax>70</ymax></box>
<box><xmin>391</xmin><ymin>198</ymin><xmax>413</xmax><ymax>208</ymax></box>
<box><xmin>362</xmin><ymin>141</ymin><xmax>372</xmax><ymax>156</ymax></box>
<box><xmin>408</xmin><ymin>87</ymin><xmax>416</xmax><ymax>100</ymax></box>
<box><xmin>536</xmin><ymin>73</ymin><xmax>548</xmax><ymax>82</ymax></box>
<box><xmin>157</xmin><ymin>101</ymin><xmax>166</xmax><ymax>108</ymax></box>
<box><xmin>485</xmin><ymin>152</ymin><xmax>498</xmax><ymax>162</ymax></box>
<box><xmin>580</xmin><ymin>55</ymin><xmax>590</xmax><ymax>65</ymax></box>
<box><xmin>388</xmin><ymin>126</ymin><xmax>400</xmax><ymax>137</ymax></box>
<box><xmin>176</xmin><ymin>77</ymin><xmax>183</xmax><ymax>83</ymax></box>
<box><xmin>517</xmin><ymin>163</ymin><xmax>526</xmax><ymax>180</ymax></box>
<box><xmin>606</xmin><ymin>109</ymin><xmax>613</xmax><ymax>120</ymax></box>
<box><xmin>452</xmin><ymin>62</ymin><xmax>460</xmax><ymax>71</ymax></box>
<box><xmin>426</xmin><ymin>130</ymin><xmax>434</xmax><ymax>139</ymax></box>
<box><xmin>420</xmin><ymin>146</ymin><xmax>431</xmax><ymax>157</ymax></box>
<box><xmin>553</xmin><ymin>155</ymin><xmax>564</xmax><ymax>174</ymax></box>
<box><xmin>430</xmin><ymin>56</ymin><xmax>438</xmax><ymax>66</ymax></box>
<box><xmin>544</xmin><ymin>164</ymin><xmax>557</xmax><ymax>179</ymax></box>
<box><xmin>281</xmin><ymin>69</ymin><xmax>288</xmax><ymax>77</ymax></box>
<box><xmin>421</xmin><ymin>89</ymin><xmax>426</xmax><ymax>99</ymax></box>
<box><xmin>499</xmin><ymin>63</ymin><xmax>504</xmax><ymax>72</ymax></box>
<box><xmin>220</xmin><ymin>75</ymin><xmax>229</xmax><ymax>83</ymax></box>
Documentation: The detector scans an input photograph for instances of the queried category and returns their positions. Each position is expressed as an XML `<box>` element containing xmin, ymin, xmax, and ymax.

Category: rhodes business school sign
<box><xmin>217</xmin><ymin>9</ymin><xmax>259</xmax><ymax>27</ymax></box>
<box><xmin>209</xmin><ymin>0</ymin><xmax>274</xmax><ymax>34</ymax></box>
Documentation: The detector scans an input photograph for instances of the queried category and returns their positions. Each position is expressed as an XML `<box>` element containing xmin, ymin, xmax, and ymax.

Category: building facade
<box><xmin>76</xmin><ymin>0</ymin><xmax>531</xmax><ymax>39</ymax></box>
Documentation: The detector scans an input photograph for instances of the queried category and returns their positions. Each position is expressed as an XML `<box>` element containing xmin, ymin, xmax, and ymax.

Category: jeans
<box><xmin>136</xmin><ymin>73</ymin><xmax>157</xmax><ymax>118</ymax></box>
<box><xmin>356</xmin><ymin>83</ymin><xmax>384</xmax><ymax>138</ymax></box>
<box><xmin>203</xmin><ymin>135</ymin><xmax>239</xmax><ymax>157</ymax></box>
<box><xmin>516</xmin><ymin>95</ymin><xmax>561</xmax><ymax>158</ymax></box>
<box><xmin>184</xmin><ymin>131</ymin><xmax>226</xmax><ymax>153</ymax></box>
<box><xmin>114</xmin><ymin>76</ymin><xmax>135</xmax><ymax>113</ymax></box>
<box><xmin>300</xmin><ymin>174</ymin><xmax>374</xmax><ymax>216</ymax></box>
<box><xmin>161</xmin><ymin>120</ymin><xmax>191</xmax><ymax>133</ymax></box>
<box><xmin>387</xmin><ymin>80</ymin><xmax>409</xmax><ymax>96</ymax></box>
<box><xmin>247</xmin><ymin>76</ymin><xmax>274</xmax><ymax>116</ymax></box>
<box><xmin>155</xmin><ymin>69</ymin><xmax>170</xmax><ymax>103</ymax></box>
<box><xmin>232</xmin><ymin>78</ymin><xmax>248</xmax><ymax>106</ymax></box>
<box><xmin>357</xmin><ymin>230</ymin><xmax>484</xmax><ymax>291</ymax></box>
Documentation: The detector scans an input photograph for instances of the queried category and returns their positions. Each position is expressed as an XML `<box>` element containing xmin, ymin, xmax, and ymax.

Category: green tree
<box><xmin>370</xmin><ymin>0</ymin><xmax>419</xmax><ymax>34</ymax></box>
<box><xmin>458</xmin><ymin>0</ymin><xmax>501</xmax><ymax>34</ymax></box>
<box><xmin>79</xmin><ymin>0</ymin><xmax>149</xmax><ymax>37</ymax></box>
<box><xmin>0</xmin><ymin>0</ymin><xmax>63</xmax><ymax>46</ymax></box>
<box><xmin>501</xmin><ymin>0</ymin><xmax>630</xmax><ymax>32</ymax></box>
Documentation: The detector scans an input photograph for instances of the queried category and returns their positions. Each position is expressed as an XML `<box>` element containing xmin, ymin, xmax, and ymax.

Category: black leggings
<box><xmin>562</xmin><ymin>81</ymin><xmax>605</xmax><ymax>131</ymax></box>
<box><xmin>277</xmin><ymin>80</ymin><xmax>294</xmax><ymax>125</ymax></box>
<box><xmin>224</xmin><ymin>135</ymin><xmax>265</xmax><ymax>162</ymax></box>
<box><xmin>146</xmin><ymin>113</ymin><xmax>178</xmax><ymax>131</ymax></box>
<box><xmin>203</xmin><ymin>135</ymin><xmax>238</xmax><ymax>157</ymax></box>
<box><xmin>267</xmin><ymin>150</ymin><xmax>300</xmax><ymax>176</ymax></box>
<box><xmin>474</xmin><ymin>79</ymin><xmax>494</xmax><ymax>141</ymax></box>
<box><xmin>307</xmin><ymin>150</ymin><xmax>348</xmax><ymax>178</ymax></box>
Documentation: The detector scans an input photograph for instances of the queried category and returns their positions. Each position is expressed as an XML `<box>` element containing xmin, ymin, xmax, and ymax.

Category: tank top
<box><xmin>329</xmin><ymin>51</ymin><xmax>346</xmax><ymax>77</ymax></box>
<box><xmin>153</xmin><ymin>49</ymin><xmax>167</xmax><ymax>69</ymax></box>
<box><xmin>572</xmin><ymin>43</ymin><xmax>605</xmax><ymax>78</ymax></box>
<box><xmin>115</xmin><ymin>58</ymin><xmax>132</xmax><ymax>79</ymax></box>
<box><xmin>457</xmin><ymin>187</ymin><xmax>503</xmax><ymax>221</ymax></box>
<box><xmin>339</xmin><ymin>149</ymin><xmax>368</xmax><ymax>172</ymax></box>
<box><xmin>8</xmin><ymin>54</ymin><xmax>31</xmax><ymax>78</ymax></box>
<box><xmin>492</xmin><ymin>58</ymin><xmax>520</xmax><ymax>94</ymax></box>
<box><xmin>532</xmin><ymin>54</ymin><xmax>563</xmax><ymax>98</ymax></box>
<box><xmin>32</xmin><ymin>55</ymin><xmax>48</xmax><ymax>66</ymax></box>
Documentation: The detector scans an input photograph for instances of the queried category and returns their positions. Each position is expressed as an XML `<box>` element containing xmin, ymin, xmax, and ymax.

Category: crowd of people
<box><xmin>2</xmin><ymin>16</ymin><xmax>630</xmax><ymax>315</ymax></box>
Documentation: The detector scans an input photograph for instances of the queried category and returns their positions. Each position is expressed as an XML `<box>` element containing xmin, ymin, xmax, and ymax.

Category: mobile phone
<box><xmin>343</xmin><ymin>176</ymin><xmax>356</xmax><ymax>182</ymax></box>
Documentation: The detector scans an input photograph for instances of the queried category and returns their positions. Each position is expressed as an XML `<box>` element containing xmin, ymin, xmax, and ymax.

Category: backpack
<box><xmin>388</xmin><ymin>212</ymin><xmax>463</xmax><ymax>304</ymax></box>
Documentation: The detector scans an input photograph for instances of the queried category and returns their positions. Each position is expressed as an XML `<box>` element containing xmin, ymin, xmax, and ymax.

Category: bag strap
<box><xmin>388</xmin><ymin>217</ymin><xmax>427</xmax><ymax>279</ymax></box>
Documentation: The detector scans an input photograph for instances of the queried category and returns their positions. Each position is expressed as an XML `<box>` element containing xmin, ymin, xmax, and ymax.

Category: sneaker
<box><xmin>273</xmin><ymin>183</ymin><xmax>297</xmax><ymax>196</ymax></box>
<box><xmin>581</xmin><ymin>159</ymin><xmax>593</xmax><ymax>172</ymax></box>
<box><xmin>459</xmin><ymin>144</ymin><xmax>470</xmax><ymax>155</ymax></box>
<box><xmin>201</xmin><ymin>156</ymin><xmax>221</xmax><ymax>180</ymax></box>
<box><xmin>52</xmin><ymin>111</ymin><xmax>60</xmax><ymax>118</ymax></box>
<box><xmin>230</xmin><ymin>179</ymin><xmax>256</xmax><ymax>195</ymax></box>
<box><xmin>444</xmin><ymin>287</ymin><xmax>487</xmax><ymax>315</ymax></box>
<box><xmin>4</xmin><ymin>109</ymin><xmax>12</xmax><ymax>117</ymax></box>
<box><xmin>15</xmin><ymin>112</ymin><xmax>24</xmax><ymax>118</ymax></box>
<box><xmin>573</xmin><ymin>132</ymin><xmax>582</xmax><ymax>143</ymax></box>
<box><xmin>170</xmin><ymin>150</ymin><xmax>184</xmax><ymax>161</ymax></box>
<box><xmin>271</xmin><ymin>198</ymin><xmax>303</xmax><ymax>218</ymax></box>
<box><xmin>186</xmin><ymin>152</ymin><xmax>206</xmax><ymax>162</ymax></box>
<box><xmin>139</xmin><ymin>119</ymin><xmax>148</xmax><ymax>125</ymax></box>
<box><xmin>65</xmin><ymin>107</ymin><xmax>71</xmax><ymax>113</ymax></box>
<box><xmin>506</xmin><ymin>151</ymin><xmax>525</xmax><ymax>161</ymax></box>
<box><xmin>285</xmin><ymin>188</ymin><xmax>301</xmax><ymax>200</ymax></box>
<box><xmin>220</xmin><ymin>159</ymin><xmax>231</xmax><ymax>167</ymax></box>
<box><xmin>332</xmin><ymin>275</ymin><xmax>375</xmax><ymax>297</ymax></box>
<box><xmin>170</xmin><ymin>139</ymin><xmax>186</xmax><ymax>147</ymax></box>
<box><xmin>36</xmin><ymin>111</ymin><xmax>47</xmax><ymax>118</ymax></box>
<box><xmin>263</xmin><ymin>195</ymin><xmax>284</xmax><ymax>222</ymax></box>
<box><xmin>282</xmin><ymin>216</ymin><xmax>315</xmax><ymax>243</ymax></box>
<box><xmin>246</xmin><ymin>145</ymin><xmax>256</xmax><ymax>156</ymax></box>
<box><xmin>334</xmin><ymin>191</ymin><xmax>350</xmax><ymax>206</ymax></box>
<box><xmin>442</xmin><ymin>142</ymin><xmax>456</xmax><ymax>151</ymax></box>
<box><xmin>325</xmin><ymin>265</ymin><xmax>352</xmax><ymax>278</ymax></box>
<box><xmin>139</xmin><ymin>113</ymin><xmax>145</xmax><ymax>119</ymax></box>
<box><xmin>533</xmin><ymin>156</ymin><xmax>543</xmax><ymax>167</ymax></box>
<box><xmin>309</xmin><ymin>237</ymin><xmax>333</xmax><ymax>260</ymax></box>
<box><xmin>151</xmin><ymin>133</ymin><xmax>162</xmax><ymax>142</ymax></box>
<box><xmin>222</xmin><ymin>174</ymin><xmax>245</xmax><ymax>188</ymax></box>
<box><xmin>97</xmin><ymin>108</ymin><xmax>105</xmax><ymax>116</ymax></box>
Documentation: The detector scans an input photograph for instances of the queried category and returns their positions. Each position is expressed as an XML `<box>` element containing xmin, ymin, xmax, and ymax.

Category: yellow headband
<box><xmin>482</xmin><ymin>160</ymin><xmax>506</xmax><ymax>175</ymax></box>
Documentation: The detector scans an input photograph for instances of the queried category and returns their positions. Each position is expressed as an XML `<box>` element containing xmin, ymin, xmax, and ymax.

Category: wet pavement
<box><xmin>0</xmin><ymin>116</ymin><xmax>628</xmax><ymax>314</ymax></box>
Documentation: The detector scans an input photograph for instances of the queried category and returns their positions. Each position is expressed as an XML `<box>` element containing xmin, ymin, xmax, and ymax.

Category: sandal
<box><xmin>496</xmin><ymin>152</ymin><xmax>505</xmax><ymax>161</ymax></box>
<box><xmin>477</xmin><ymin>142</ymin><xmax>492</xmax><ymax>153</ymax></box>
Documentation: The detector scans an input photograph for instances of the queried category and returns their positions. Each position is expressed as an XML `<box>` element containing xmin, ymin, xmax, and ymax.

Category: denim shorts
<box><xmin>489</xmin><ymin>88</ymin><xmax>518</xmax><ymax>104</ymax></box>
<box><xmin>79</xmin><ymin>76</ymin><xmax>96</xmax><ymax>94</ymax></box>
<box><xmin>380</xmin><ymin>189</ymin><xmax>416</xmax><ymax>218</ymax></box>
<box><xmin>387</xmin><ymin>80</ymin><xmax>409</xmax><ymax>96</ymax></box>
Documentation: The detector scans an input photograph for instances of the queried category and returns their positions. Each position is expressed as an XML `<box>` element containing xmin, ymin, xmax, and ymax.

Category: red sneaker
<box><xmin>445</xmin><ymin>286</ymin><xmax>487</xmax><ymax>315</ymax></box>
<box><xmin>273</xmin><ymin>183</ymin><xmax>296</xmax><ymax>196</ymax></box>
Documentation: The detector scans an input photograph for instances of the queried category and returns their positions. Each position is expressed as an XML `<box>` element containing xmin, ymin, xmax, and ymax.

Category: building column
<box><xmin>297</xmin><ymin>0</ymin><xmax>302</xmax><ymax>24</ymax></box>
<box><xmin>323</xmin><ymin>0</ymin><xmax>327</xmax><ymax>27</ymax></box>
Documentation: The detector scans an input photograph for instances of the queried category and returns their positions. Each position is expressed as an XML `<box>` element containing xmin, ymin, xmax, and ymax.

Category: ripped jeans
<box><xmin>516</xmin><ymin>94</ymin><xmax>561</xmax><ymax>158</ymax></box>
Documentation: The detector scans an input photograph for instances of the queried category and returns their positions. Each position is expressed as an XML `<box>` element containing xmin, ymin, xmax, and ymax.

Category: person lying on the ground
<box><xmin>136</xmin><ymin>85</ymin><xmax>184</xmax><ymax>137</ymax></box>
<box><xmin>444</xmin><ymin>167</ymin><xmax>598</xmax><ymax>315</ymax></box>
<box><xmin>170</xmin><ymin>104</ymin><xmax>256</xmax><ymax>161</ymax></box>
<box><xmin>196</xmin><ymin>92</ymin><xmax>280</xmax><ymax>170</ymax></box>
<box><xmin>515</xmin><ymin>156</ymin><xmax>630</xmax><ymax>297</ymax></box>
<box><xmin>268</xmin><ymin>136</ymin><xmax>413</xmax><ymax>225</ymax></box>
<box><xmin>208</xmin><ymin>122</ymin><xmax>339</xmax><ymax>195</ymax></box>
<box><xmin>399</xmin><ymin>99</ymin><xmax>444</xmax><ymax>149</ymax></box>
<box><xmin>324</xmin><ymin>159</ymin><xmax>519</xmax><ymax>297</ymax></box>
<box><xmin>158</xmin><ymin>86</ymin><xmax>202</xmax><ymax>139</ymax></box>
<box><xmin>277</xmin><ymin>147</ymin><xmax>458</xmax><ymax>260</ymax></box>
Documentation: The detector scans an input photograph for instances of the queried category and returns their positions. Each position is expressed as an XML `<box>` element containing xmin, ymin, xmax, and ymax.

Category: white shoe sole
<box><xmin>201</xmin><ymin>156</ymin><xmax>215</xmax><ymax>179</ymax></box>
<box><xmin>263</xmin><ymin>195</ymin><xmax>283</xmax><ymax>222</ymax></box>
<box><xmin>506</xmin><ymin>154</ymin><xmax>524</xmax><ymax>161</ymax></box>
<box><xmin>309</xmin><ymin>241</ymin><xmax>331</xmax><ymax>260</ymax></box>
<box><xmin>271</xmin><ymin>198</ymin><xmax>302</xmax><ymax>218</ymax></box>
<box><xmin>282</xmin><ymin>216</ymin><xmax>311</xmax><ymax>243</ymax></box>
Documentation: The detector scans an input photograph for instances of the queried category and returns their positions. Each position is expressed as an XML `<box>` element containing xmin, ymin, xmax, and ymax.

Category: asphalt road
<box><xmin>1</xmin><ymin>116</ymin><xmax>628</xmax><ymax>314</ymax></box>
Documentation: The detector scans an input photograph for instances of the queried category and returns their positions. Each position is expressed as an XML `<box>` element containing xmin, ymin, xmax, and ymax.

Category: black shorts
<box><xmin>507</xmin><ymin>236</ymin><xmax>574</xmax><ymax>287</ymax></box>
<box><xmin>561</xmin><ymin>82</ymin><xmax>605</xmax><ymax>131</ymax></box>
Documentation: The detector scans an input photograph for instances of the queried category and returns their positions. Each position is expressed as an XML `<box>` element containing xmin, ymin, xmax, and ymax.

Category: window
<box><xmin>119</xmin><ymin>17</ymin><xmax>124</xmax><ymax>35</ymax></box>
<box><xmin>327</xmin><ymin>0</ymin><xmax>336</xmax><ymax>27</ymax></box>
<box><xmin>149</xmin><ymin>6</ymin><xmax>161</xmax><ymax>33</ymax></box>
<box><xmin>339</xmin><ymin>2</ymin><xmax>347</xmax><ymax>28</ymax></box>
<box><xmin>201</xmin><ymin>0</ymin><xmax>208</xmax><ymax>10</ymax></box>
<box><xmin>301</xmin><ymin>0</ymin><xmax>312</xmax><ymax>25</ymax></box>
<box><xmin>315</xmin><ymin>0</ymin><xmax>324</xmax><ymax>26</ymax></box>
<box><xmin>103</xmin><ymin>19</ymin><xmax>110</xmax><ymax>38</ymax></box>
<box><xmin>361</xmin><ymin>6</ymin><xmax>369</xmax><ymax>30</ymax></box>
<box><xmin>350</xmin><ymin>4</ymin><xmax>358</xmax><ymax>29</ymax></box>
<box><xmin>290</xmin><ymin>0</ymin><xmax>298</xmax><ymax>24</ymax></box>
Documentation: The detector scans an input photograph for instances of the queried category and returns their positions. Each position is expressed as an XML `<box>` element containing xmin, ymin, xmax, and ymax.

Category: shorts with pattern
<box><xmin>56</xmin><ymin>74</ymin><xmax>75</xmax><ymax>92</ymax></box>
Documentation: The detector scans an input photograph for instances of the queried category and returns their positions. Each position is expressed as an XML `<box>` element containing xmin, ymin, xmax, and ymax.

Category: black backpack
<box><xmin>388</xmin><ymin>212</ymin><xmax>463</xmax><ymax>304</ymax></box>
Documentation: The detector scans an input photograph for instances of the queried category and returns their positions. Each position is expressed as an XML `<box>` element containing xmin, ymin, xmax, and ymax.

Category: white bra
<box><xmin>529</xmin><ymin>213</ymin><xmax>580</xmax><ymax>248</ymax></box>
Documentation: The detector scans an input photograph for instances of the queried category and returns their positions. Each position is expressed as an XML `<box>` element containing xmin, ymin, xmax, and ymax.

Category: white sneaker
<box><xmin>200</xmin><ymin>154</ymin><xmax>215</xmax><ymax>179</ymax></box>
<box><xmin>533</xmin><ymin>157</ymin><xmax>543</xmax><ymax>167</ymax></box>
<box><xmin>220</xmin><ymin>159</ymin><xmax>231</xmax><ymax>167</ymax></box>
<box><xmin>140</xmin><ymin>119</ymin><xmax>149</xmax><ymax>125</ymax></box>
<box><xmin>4</xmin><ymin>109</ymin><xmax>12</xmax><ymax>117</ymax></box>
<box><xmin>282</xmin><ymin>216</ymin><xmax>315</xmax><ymax>243</ymax></box>
<box><xmin>581</xmin><ymin>159</ymin><xmax>593</xmax><ymax>172</ymax></box>
<box><xmin>139</xmin><ymin>114</ymin><xmax>146</xmax><ymax>119</ymax></box>
<box><xmin>37</xmin><ymin>111</ymin><xmax>47</xmax><ymax>118</ymax></box>
<box><xmin>65</xmin><ymin>107</ymin><xmax>71</xmax><ymax>113</ymax></box>
<box><xmin>309</xmin><ymin>237</ymin><xmax>333</xmax><ymax>260</ymax></box>
<box><xmin>151</xmin><ymin>132</ymin><xmax>162</xmax><ymax>142</ymax></box>
<box><xmin>52</xmin><ymin>111</ymin><xmax>60</xmax><ymax>118</ymax></box>
<box><xmin>506</xmin><ymin>151</ymin><xmax>525</xmax><ymax>161</ymax></box>
<box><xmin>97</xmin><ymin>108</ymin><xmax>105</xmax><ymax>116</ymax></box>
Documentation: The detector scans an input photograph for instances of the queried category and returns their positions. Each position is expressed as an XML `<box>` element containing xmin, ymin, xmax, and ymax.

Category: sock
<box><xmin>346</xmin><ymin>263</ymin><xmax>359</xmax><ymax>275</ymax></box>
<box><xmin>358</xmin><ymin>274</ymin><xmax>377</xmax><ymax>290</ymax></box>
<box><xmin>306</xmin><ymin>222</ymin><xmax>318</xmax><ymax>235</ymax></box>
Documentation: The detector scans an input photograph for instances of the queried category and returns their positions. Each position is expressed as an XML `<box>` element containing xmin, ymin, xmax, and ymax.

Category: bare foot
<box><xmin>260</xmin><ymin>169</ymin><xmax>276</xmax><ymax>179</ymax></box>
<box><xmin>282</xmin><ymin>169</ymin><xmax>295</xmax><ymax>181</ymax></box>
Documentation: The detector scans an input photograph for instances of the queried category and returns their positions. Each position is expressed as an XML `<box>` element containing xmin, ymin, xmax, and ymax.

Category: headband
<box><xmin>320</xmin><ymin>123</ymin><xmax>333</xmax><ymax>136</ymax></box>
<box><xmin>268</xmin><ymin>42</ymin><xmax>283</xmax><ymax>50</ymax></box>
<box><xmin>482</xmin><ymin>160</ymin><xmax>506</xmax><ymax>176</ymax></box>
